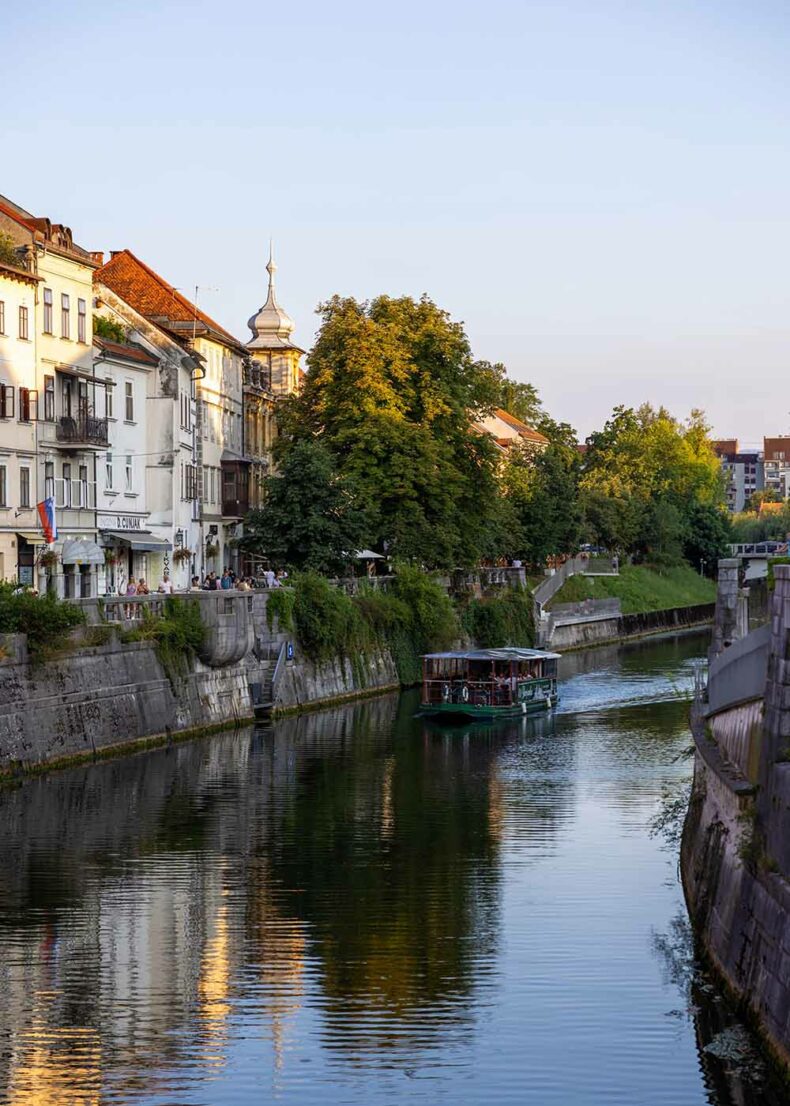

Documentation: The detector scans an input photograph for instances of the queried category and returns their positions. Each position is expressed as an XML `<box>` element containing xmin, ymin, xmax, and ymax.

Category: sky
<box><xmin>3</xmin><ymin>0</ymin><xmax>790</xmax><ymax>442</ymax></box>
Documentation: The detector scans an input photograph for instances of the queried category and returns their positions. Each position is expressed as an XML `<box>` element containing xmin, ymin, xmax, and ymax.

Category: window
<box><xmin>186</xmin><ymin>465</ymin><xmax>197</xmax><ymax>501</ymax></box>
<box><xmin>0</xmin><ymin>465</ymin><xmax>6</xmax><ymax>507</ymax></box>
<box><xmin>181</xmin><ymin>390</ymin><xmax>191</xmax><ymax>430</ymax></box>
<box><xmin>18</xmin><ymin>387</ymin><xmax>31</xmax><ymax>422</ymax></box>
<box><xmin>125</xmin><ymin>454</ymin><xmax>133</xmax><ymax>492</ymax></box>
<box><xmin>79</xmin><ymin>464</ymin><xmax>88</xmax><ymax>507</ymax></box>
<box><xmin>45</xmin><ymin>461</ymin><xmax>54</xmax><ymax>500</ymax></box>
<box><xmin>0</xmin><ymin>301</ymin><xmax>5</xmax><ymax>334</ymax></box>
<box><xmin>78</xmin><ymin>298</ymin><xmax>86</xmax><ymax>343</ymax></box>
<box><xmin>105</xmin><ymin>452</ymin><xmax>113</xmax><ymax>491</ymax></box>
<box><xmin>61</xmin><ymin>376</ymin><xmax>72</xmax><ymax>417</ymax></box>
<box><xmin>61</xmin><ymin>294</ymin><xmax>70</xmax><ymax>338</ymax></box>
<box><xmin>0</xmin><ymin>384</ymin><xmax>14</xmax><ymax>418</ymax></box>
<box><xmin>18</xmin><ymin>306</ymin><xmax>29</xmax><ymax>340</ymax></box>
<box><xmin>125</xmin><ymin>381</ymin><xmax>134</xmax><ymax>422</ymax></box>
<box><xmin>43</xmin><ymin>288</ymin><xmax>53</xmax><ymax>333</ymax></box>
<box><xmin>19</xmin><ymin>466</ymin><xmax>30</xmax><ymax>509</ymax></box>
<box><xmin>44</xmin><ymin>376</ymin><xmax>55</xmax><ymax>421</ymax></box>
<box><xmin>62</xmin><ymin>462</ymin><xmax>72</xmax><ymax>507</ymax></box>
<box><xmin>106</xmin><ymin>384</ymin><xmax>113</xmax><ymax>419</ymax></box>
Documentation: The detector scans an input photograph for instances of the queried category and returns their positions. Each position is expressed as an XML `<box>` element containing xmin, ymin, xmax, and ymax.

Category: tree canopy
<box><xmin>249</xmin><ymin>293</ymin><xmax>727</xmax><ymax>576</ymax></box>
<box><xmin>279</xmin><ymin>294</ymin><xmax>503</xmax><ymax>568</ymax></box>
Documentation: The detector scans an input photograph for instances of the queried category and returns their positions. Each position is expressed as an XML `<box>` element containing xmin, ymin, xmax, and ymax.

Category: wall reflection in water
<box><xmin>0</xmin><ymin>691</ymin><xmax>531</xmax><ymax>1101</ymax></box>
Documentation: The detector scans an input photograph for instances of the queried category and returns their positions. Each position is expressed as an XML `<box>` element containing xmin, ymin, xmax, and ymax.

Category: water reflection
<box><xmin>0</xmin><ymin>631</ymin><xmax>784</xmax><ymax>1104</ymax></box>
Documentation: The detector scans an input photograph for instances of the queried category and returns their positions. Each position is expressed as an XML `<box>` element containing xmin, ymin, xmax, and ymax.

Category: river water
<box><xmin>0</xmin><ymin>632</ymin><xmax>787</xmax><ymax>1105</ymax></box>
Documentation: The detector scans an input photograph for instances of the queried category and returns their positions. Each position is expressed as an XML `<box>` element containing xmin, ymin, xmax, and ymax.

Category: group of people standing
<box><xmin>120</xmin><ymin>565</ymin><xmax>290</xmax><ymax>597</ymax></box>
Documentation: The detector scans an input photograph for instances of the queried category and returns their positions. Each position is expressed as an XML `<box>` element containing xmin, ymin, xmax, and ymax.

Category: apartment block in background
<box><xmin>712</xmin><ymin>439</ymin><xmax>764</xmax><ymax>513</ymax></box>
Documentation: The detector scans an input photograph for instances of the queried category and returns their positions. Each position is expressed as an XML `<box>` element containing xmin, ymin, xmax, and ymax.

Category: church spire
<box><xmin>246</xmin><ymin>240</ymin><xmax>297</xmax><ymax>349</ymax></box>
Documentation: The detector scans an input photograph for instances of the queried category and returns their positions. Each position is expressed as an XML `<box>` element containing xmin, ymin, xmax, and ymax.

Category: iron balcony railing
<box><xmin>55</xmin><ymin>414</ymin><xmax>109</xmax><ymax>447</ymax></box>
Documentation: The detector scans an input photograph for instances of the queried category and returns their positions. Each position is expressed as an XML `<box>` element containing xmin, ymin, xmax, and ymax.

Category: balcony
<box><xmin>55</xmin><ymin>414</ymin><xmax>109</xmax><ymax>447</ymax></box>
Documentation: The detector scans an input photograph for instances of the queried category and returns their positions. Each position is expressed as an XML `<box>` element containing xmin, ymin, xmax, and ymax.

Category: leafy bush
<box><xmin>292</xmin><ymin>573</ymin><xmax>369</xmax><ymax>664</ymax></box>
<box><xmin>290</xmin><ymin>568</ymin><xmax>459</xmax><ymax>685</ymax></box>
<box><xmin>0</xmin><ymin>585</ymin><xmax>84</xmax><ymax>658</ymax></box>
<box><xmin>93</xmin><ymin>314</ymin><xmax>128</xmax><ymax>343</ymax></box>
<box><xmin>123</xmin><ymin>598</ymin><xmax>204</xmax><ymax>677</ymax></box>
<box><xmin>266</xmin><ymin>587</ymin><xmax>295</xmax><ymax>632</ymax></box>
<box><xmin>460</xmin><ymin>587</ymin><xmax>535</xmax><ymax>648</ymax></box>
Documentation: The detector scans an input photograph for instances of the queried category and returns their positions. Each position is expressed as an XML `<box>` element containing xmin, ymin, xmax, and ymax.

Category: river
<box><xmin>0</xmin><ymin>632</ymin><xmax>787</xmax><ymax>1105</ymax></box>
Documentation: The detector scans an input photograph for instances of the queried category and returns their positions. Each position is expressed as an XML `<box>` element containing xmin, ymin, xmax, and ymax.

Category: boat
<box><xmin>419</xmin><ymin>647</ymin><xmax>560</xmax><ymax>721</ymax></box>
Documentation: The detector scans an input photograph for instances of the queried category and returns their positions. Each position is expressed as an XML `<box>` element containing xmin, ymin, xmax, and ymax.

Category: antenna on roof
<box><xmin>191</xmin><ymin>285</ymin><xmax>219</xmax><ymax>344</ymax></box>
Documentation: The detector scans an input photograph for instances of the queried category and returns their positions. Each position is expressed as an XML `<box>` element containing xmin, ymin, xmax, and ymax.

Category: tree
<box><xmin>580</xmin><ymin>404</ymin><xmax>725</xmax><ymax>560</ymax></box>
<box><xmin>281</xmin><ymin>295</ymin><xmax>503</xmax><ymax>569</ymax></box>
<box><xmin>501</xmin><ymin>441</ymin><xmax>581</xmax><ymax>564</ymax></box>
<box><xmin>746</xmin><ymin>487</ymin><xmax>782</xmax><ymax>512</ymax></box>
<box><xmin>242</xmin><ymin>439</ymin><xmax>369</xmax><ymax>574</ymax></box>
<box><xmin>682</xmin><ymin>503</ymin><xmax>732</xmax><ymax>576</ymax></box>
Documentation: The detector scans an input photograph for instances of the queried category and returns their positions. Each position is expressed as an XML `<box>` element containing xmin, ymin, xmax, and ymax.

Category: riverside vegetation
<box><xmin>549</xmin><ymin>564</ymin><xmax>716</xmax><ymax>614</ymax></box>
<box><xmin>243</xmin><ymin>294</ymin><xmax>733</xmax><ymax>581</ymax></box>
<box><xmin>277</xmin><ymin>569</ymin><xmax>535</xmax><ymax>686</ymax></box>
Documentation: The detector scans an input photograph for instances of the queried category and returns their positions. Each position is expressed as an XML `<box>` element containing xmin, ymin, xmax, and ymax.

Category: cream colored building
<box><xmin>94</xmin><ymin>276</ymin><xmax>202</xmax><ymax>590</ymax></box>
<box><xmin>0</xmin><ymin>235</ymin><xmax>39</xmax><ymax>584</ymax></box>
<box><xmin>0</xmin><ymin>196</ymin><xmax>105</xmax><ymax>595</ymax></box>
<box><xmin>96</xmin><ymin>250</ymin><xmax>246</xmax><ymax>579</ymax></box>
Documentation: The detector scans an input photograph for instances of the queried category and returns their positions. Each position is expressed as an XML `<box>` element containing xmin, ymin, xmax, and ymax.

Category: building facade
<box><xmin>94</xmin><ymin>278</ymin><xmax>202</xmax><ymax>591</ymax></box>
<box><xmin>245</xmin><ymin>248</ymin><xmax>303</xmax><ymax>495</ymax></box>
<box><xmin>712</xmin><ymin>440</ymin><xmax>764</xmax><ymax>513</ymax></box>
<box><xmin>0</xmin><ymin>235</ymin><xmax>40</xmax><ymax>585</ymax></box>
<box><xmin>0</xmin><ymin>195</ymin><xmax>105</xmax><ymax>596</ymax></box>
<box><xmin>763</xmin><ymin>437</ymin><xmax>790</xmax><ymax>500</ymax></box>
<box><xmin>96</xmin><ymin>251</ymin><xmax>246</xmax><ymax>579</ymax></box>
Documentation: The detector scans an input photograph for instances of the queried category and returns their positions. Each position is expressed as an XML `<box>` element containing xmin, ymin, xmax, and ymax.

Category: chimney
<box><xmin>90</xmin><ymin>251</ymin><xmax>104</xmax><ymax>266</ymax></box>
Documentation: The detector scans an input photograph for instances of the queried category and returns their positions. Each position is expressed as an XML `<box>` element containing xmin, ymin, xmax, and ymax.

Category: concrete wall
<box><xmin>0</xmin><ymin>589</ymin><xmax>400</xmax><ymax>774</ymax></box>
<box><xmin>548</xmin><ymin>602</ymin><xmax>714</xmax><ymax>651</ymax></box>
<box><xmin>682</xmin><ymin>563</ymin><xmax>790</xmax><ymax>1072</ymax></box>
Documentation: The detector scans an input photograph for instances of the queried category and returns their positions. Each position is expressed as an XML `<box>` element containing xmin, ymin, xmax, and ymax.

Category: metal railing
<box><xmin>55</xmin><ymin>414</ymin><xmax>109</xmax><ymax>447</ymax></box>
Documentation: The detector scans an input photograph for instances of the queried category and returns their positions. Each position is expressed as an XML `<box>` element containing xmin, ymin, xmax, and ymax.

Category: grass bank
<box><xmin>548</xmin><ymin>563</ymin><xmax>716</xmax><ymax>615</ymax></box>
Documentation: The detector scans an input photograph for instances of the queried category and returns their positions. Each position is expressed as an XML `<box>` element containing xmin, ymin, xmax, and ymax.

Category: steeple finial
<box><xmin>266</xmin><ymin>238</ymin><xmax>276</xmax><ymax>290</ymax></box>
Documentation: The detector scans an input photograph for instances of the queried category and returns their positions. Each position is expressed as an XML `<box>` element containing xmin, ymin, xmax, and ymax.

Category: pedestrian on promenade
<box><xmin>221</xmin><ymin>569</ymin><xmax>233</xmax><ymax>590</ymax></box>
<box><xmin>264</xmin><ymin>568</ymin><xmax>275</xmax><ymax>588</ymax></box>
<box><xmin>190</xmin><ymin>576</ymin><xmax>202</xmax><ymax>591</ymax></box>
<box><xmin>157</xmin><ymin>572</ymin><xmax>174</xmax><ymax>594</ymax></box>
<box><xmin>137</xmin><ymin>578</ymin><xmax>150</xmax><ymax>595</ymax></box>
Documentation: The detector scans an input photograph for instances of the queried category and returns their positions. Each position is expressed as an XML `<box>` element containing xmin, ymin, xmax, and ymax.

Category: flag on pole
<box><xmin>37</xmin><ymin>497</ymin><xmax>57</xmax><ymax>544</ymax></box>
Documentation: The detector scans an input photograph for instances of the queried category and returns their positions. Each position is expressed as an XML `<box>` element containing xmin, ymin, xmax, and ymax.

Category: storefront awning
<box><xmin>61</xmin><ymin>540</ymin><xmax>105</xmax><ymax>565</ymax></box>
<box><xmin>101</xmin><ymin>530</ymin><xmax>173</xmax><ymax>552</ymax></box>
<box><xmin>16</xmin><ymin>531</ymin><xmax>44</xmax><ymax>544</ymax></box>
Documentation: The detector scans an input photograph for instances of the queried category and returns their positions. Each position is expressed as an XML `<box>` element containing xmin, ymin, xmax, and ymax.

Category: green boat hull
<box><xmin>420</xmin><ymin>696</ymin><xmax>557</xmax><ymax>722</ymax></box>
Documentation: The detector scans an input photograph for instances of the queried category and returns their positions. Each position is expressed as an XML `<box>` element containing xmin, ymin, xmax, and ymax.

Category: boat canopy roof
<box><xmin>421</xmin><ymin>647</ymin><xmax>561</xmax><ymax>662</ymax></box>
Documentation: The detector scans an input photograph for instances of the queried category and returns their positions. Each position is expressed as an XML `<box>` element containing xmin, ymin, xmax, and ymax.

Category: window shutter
<box><xmin>0</xmin><ymin>385</ymin><xmax>15</xmax><ymax>419</ymax></box>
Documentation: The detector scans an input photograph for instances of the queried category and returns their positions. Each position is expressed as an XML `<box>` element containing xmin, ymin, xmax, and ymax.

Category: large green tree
<box><xmin>242</xmin><ymin>439</ymin><xmax>369</xmax><ymax>574</ymax></box>
<box><xmin>580</xmin><ymin>404</ymin><xmax>724</xmax><ymax>562</ymax></box>
<box><xmin>281</xmin><ymin>295</ymin><xmax>503</xmax><ymax>568</ymax></box>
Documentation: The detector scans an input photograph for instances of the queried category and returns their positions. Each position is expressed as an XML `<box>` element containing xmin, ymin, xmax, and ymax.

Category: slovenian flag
<box><xmin>37</xmin><ymin>497</ymin><xmax>57</xmax><ymax>545</ymax></box>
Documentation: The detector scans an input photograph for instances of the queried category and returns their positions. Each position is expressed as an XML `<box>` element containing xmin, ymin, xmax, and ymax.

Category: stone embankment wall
<box><xmin>0</xmin><ymin>590</ymin><xmax>398</xmax><ymax>777</ymax></box>
<box><xmin>549</xmin><ymin>602</ymin><xmax>715</xmax><ymax>651</ymax></box>
<box><xmin>681</xmin><ymin>562</ymin><xmax>790</xmax><ymax>1072</ymax></box>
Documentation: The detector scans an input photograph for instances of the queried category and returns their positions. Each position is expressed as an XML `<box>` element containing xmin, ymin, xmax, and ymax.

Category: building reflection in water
<box><xmin>0</xmin><ymin>690</ymin><xmax>546</xmax><ymax>1100</ymax></box>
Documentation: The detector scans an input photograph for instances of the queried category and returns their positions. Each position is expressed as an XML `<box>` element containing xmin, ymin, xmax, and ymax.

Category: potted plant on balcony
<box><xmin>103</xmin><ymin>549</ymin><xmax>119</xmax><ymax>566</ymax></box>
<box><xmin>173</xmin><ymin>547</ymin><xmax>192</xmax><ymax>564</ymax></box>
<box><xmin>205</xmin><ymin>540</ymin><xmax>220</xmax><ymax>558</ymax></box>
<box><xmin>39</xmin><ymin>549</ymin><xmax>59</xmax><ymax>569</ymax></box>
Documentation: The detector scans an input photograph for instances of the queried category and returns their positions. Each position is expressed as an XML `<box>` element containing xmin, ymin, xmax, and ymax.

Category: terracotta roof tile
<box><xmin>93</xmin><ymin>335</ymin><xmax>158</xmax><ymax>366</ymax></box>
<box><xmin>95</xmin><ymin>249</ymin><xmax>245</xmax><ymax>353</ymax></box>
<box><xmin>494</xmin><ymin>408</ymin><xmax>549</xmax><ymax>445</ymax></box>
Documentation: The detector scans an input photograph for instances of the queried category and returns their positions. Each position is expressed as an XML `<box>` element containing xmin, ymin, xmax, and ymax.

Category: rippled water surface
<box><xmin>0</xmin><ymin>632</ymin><xmax>787</xmax><ymax>1105</ymax></box>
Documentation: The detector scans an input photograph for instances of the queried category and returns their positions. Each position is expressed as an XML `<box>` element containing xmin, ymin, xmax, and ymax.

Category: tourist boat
<box><xmin>419</xmin><ymin>647</ymin><xmax>560</xmax><ymax>721</ymax></box>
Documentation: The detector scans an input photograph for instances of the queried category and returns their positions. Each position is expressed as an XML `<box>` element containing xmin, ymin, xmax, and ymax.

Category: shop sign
<box><xmin>97</xmin><ymin>514</ymin><xmax>145</xmax><ymax>531</ymax></box>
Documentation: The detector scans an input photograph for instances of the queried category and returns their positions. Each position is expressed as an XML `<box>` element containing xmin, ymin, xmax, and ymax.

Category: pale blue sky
<box><xmin>4</xmin><ymin>0</ymin><xmax>790</xmax><ymax>441</ymax></box>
